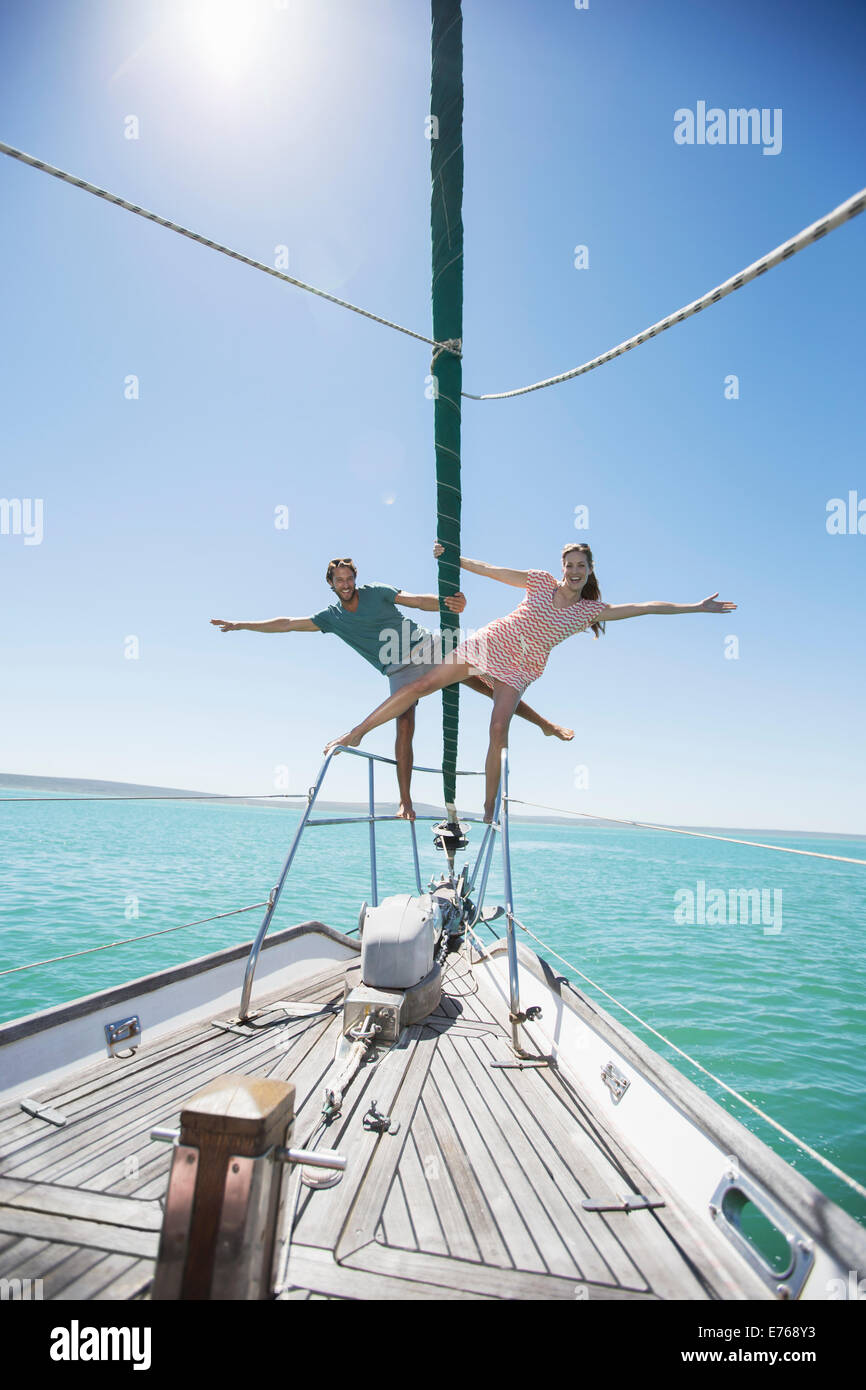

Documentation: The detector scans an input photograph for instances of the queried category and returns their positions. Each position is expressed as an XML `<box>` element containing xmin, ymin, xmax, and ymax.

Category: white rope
<box><xmin>0</xmin><ymin>141</ymin><xmax>459</xmax><ymax>356</ymax></box>
<box><xmin>4</xmin><ymin>143</ymin><xmax>860</xmax><ymax>404</ymax></box>
<box><xmin>463</xmin><ymin>187</ymin><xmax>866</xmax><ymax>400</ymax></box>
<box><xmin>511</xmin><ymin>913</ymin><xmax>866</xmax><ymax>1202</ymax></box>
<box><xmin>506</xmin><ymin>798</ymin><xmax>866</xmax><ymax>866</ymax></box>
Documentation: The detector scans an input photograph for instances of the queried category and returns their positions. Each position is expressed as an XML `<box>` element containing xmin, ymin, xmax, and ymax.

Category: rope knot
<box><xmin>430</xmin><ymin>336</ymin><xmax>462</xmax><ymax>367</ymax></box>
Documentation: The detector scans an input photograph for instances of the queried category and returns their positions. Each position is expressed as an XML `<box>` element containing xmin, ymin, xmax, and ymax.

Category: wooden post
<box><xmin>153</xmin><ymin>1074</ymin><xmax>295</xmax><ymax>1300</ymax></box>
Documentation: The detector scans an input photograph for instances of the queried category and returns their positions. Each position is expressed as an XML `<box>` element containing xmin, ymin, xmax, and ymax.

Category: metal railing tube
<box><xmin>467</xmin><ymin>821</ymin><xmax>494</xmax><ymax>896</ymax></box>
<box><xmin>499</xmin><ymin>748</ymin><xmax>524</xmax><ymax>1053</ymax></box>
<box><xmin>238</xmin><ymin>751</ymin><xmax>335</xmax><ymax>1020</ymax></box>
<box><xmin>336</xmin><ymin>745</ymin><xmax>483</xmax><ymax>778</ymax></box>
<box><xmin>305</xmin><ymin>814</ymin><xmax>440</xmax><ymax>828</ymax></box>
<box><xmin>368</xmin><ymin>759</ymin><xmax>378</xmax><ymax>907</ymax></box>
<box><xmin>410</xmin><ymin>818</ymin><xmax>422</xmax><ymax>894</ymax></box>
<box><xmin>467</xmin><ymin>783</ymin><xmax>502</xmax><ymax>928</ymax></box>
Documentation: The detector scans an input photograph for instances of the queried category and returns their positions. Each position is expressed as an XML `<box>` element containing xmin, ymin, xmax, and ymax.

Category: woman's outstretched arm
<box><xmin>433</xmin><ymin>541</ymin><xmax>528</xmax><ymax>588</ymax></box>
<box><xmin>601</xmin><ymin>594</ymin><xmax>736</xmax><ymax>621</ymax></box>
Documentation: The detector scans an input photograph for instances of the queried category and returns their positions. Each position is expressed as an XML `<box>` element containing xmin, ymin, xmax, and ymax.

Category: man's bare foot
<box><xmin>540</xmin><ymin>721</ymin><xmax>574</xmax><ymax>741</ymax></box>
<box><xmin>397</xmin><ymin>802</ymin><xmax>416</xmax><ymax>821</ymax></box>
<box><xmin>483</xmin><ymin>802</ymin><xmax>496</xmax><ymax>824</ymax></box>
<box><xmin>324</xmin><ymin>729</ymin><xmax>362</xmax><ymax>756</ymax></box>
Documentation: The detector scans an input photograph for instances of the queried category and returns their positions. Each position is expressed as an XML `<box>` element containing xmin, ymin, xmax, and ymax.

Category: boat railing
<box><xmin>237</xmin><ymin>745</ymin><xmax>516</xmax><ymax>1022</ymax></box>
<box><xmin>6</xmin><ymin>750</ymin><xmax>866</xmax><ymax>1203</ymax></box>
<box><xmin>6</xmin><ymin>758</ymin><xmax>866</xmax><ymax>1197</ymax></box>
<box><xmin>2</xmin><ymin>746</ymin><xmax>528</xmax><ymax>1044</ymax></box>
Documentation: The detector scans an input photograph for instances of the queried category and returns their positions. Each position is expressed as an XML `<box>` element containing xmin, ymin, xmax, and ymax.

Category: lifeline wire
<box><xmin>0</xmin><ymin>901</ymin><xmax>270</xmax><ymax>976</ymax></box>
<box><xmin>0</xmin><ymin>140</ymin><xmax>456</xmax><ymax>355</ymax></box>
<box><xmin>0</xmin><ymin>793</ymin><xmax>307</xmax><ymax>803</ymax></box>
<box><xmin>463</xmin><ymin>187</ymin><xmax>866</xmax><ymax>399</ymax></box>
<box><xmin>505</xmin><ymin>797</ymin><xmax>866</xmax><ymax>866</ymax></box>
<box><xmin>510</xmin><ymin>914</ymin><xmax>866</xmax><ymax>1202</ymax></box>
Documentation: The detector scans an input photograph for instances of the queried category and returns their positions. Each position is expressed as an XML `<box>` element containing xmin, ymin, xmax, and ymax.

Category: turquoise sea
<box><xmin>2</xmin><ymin>782</ymin><xmax>864</xmax><ymax>1228</ymax></box>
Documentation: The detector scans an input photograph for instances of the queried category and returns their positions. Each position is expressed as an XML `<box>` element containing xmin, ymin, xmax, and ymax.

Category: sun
<box><xmin>180</xmin><ymin>0</ymin><xmax>270</xmax><ymax>84</ymax></box>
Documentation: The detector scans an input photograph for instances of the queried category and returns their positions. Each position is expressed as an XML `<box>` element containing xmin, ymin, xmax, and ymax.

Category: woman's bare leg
<box><xmin>483</xmin><ymin>682</ymin><xmax>522</xmax><ymax>821</ymax></box>
<box><xmin>395</xmin><ymin>706</ymin><xmax>416</xmax><ymax>820</ymax></box>
<box><xmin>324</xmin><ymin>656</ymin><xmax>474</xmax><ymax>754</ymax></box>
<box><xmin>461</xmin><ymin>675</ymin><xmax>573</xmax><ymax>741</ymax></box>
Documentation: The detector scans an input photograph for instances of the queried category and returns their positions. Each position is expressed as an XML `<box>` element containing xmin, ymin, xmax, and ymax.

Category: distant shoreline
<box><xmin>1</xmin><ymin>773</ymin><xmax>862</xmax><ymax>840</ymax></box>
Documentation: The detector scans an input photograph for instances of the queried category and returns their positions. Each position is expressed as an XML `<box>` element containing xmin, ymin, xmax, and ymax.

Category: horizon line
<box><xmin>1</xmin><ymin>772</ymin><xmax>863</xmax><ymax>841</ymax></box>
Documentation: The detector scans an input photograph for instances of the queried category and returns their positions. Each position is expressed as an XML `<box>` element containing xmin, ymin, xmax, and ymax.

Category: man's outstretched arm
<box><xmin>210</xmin><ymin>617</ymin><xmax>320</xmax><ymax>633</ymax></box>
<box><xmin>394</xmin><ymin>591</ymin><xmax>466</xmax><ymax>614</ymax></box>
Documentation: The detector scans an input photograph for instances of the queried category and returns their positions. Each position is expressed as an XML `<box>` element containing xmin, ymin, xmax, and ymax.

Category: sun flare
<box><xmin>180</xmin><ymin>0</ymin><xmax>270</xmax><ymax>83</ymax></box>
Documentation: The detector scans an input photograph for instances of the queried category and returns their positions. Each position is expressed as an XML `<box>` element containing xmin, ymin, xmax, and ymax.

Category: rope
<box><xmin>510</xmin><ymin>913</ymin><xmax>866</xmax><ymax>1202</ymax></box>
<box><xmin>463</xmin><ymin>187</ymin><xmax>866</xmax><ymax>400</ymax></box>
<box><xmin>0</xmin><ymin>901</ymin><xmax>269</xmax><ymax>976</ymax></box>
<box><xmin>431</xmin><ymin>336</ymin><xmax>462</xmax><ymax>364</ymax></box>
<box><xmin>441</xmin><ymin>945</ymin><xmax>479</xmax><ymax>998</ymax></box>
<box><xmin>0</xmin><ymin>140</ymin><xmax>457</xmax><ymax>356</ymax></box>
<box><xmin>505</xmin><ymin>798</ymin><xmax>866</xmax><ymax>866</ymax></box>
<box><xmin>4</xmin><ymin>140</ymin><xmax>860</xmax><ymax>409</ymax></box>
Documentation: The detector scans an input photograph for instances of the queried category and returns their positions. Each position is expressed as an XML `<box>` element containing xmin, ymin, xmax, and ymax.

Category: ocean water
<box><xmin>1</xmin><ymin>787</ymin><xmax>864</xmax><ymax>1228</ymax></box>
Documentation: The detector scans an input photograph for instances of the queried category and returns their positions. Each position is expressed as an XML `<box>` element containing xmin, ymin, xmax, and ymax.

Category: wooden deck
<box><xmin>0</xmin><ymin>954</ymin><xmax>765</xmax><ymax>1300</ymax></box>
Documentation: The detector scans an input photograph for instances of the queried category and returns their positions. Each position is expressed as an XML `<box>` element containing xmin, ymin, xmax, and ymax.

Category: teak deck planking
<box><xmin>0</xmin><ymin>955</ymin><xmax>767</xmax><ymax>1300</ymax></box>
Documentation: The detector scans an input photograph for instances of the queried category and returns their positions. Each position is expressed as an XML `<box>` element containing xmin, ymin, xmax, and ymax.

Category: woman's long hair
<box><xmin>561</xmin><ymin>543</ymin><xmax>605</xmax><ymax>639</ymax></box>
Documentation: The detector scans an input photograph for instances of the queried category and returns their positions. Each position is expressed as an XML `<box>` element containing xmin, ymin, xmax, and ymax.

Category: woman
<box><xmin>325</xmin><ymin>542</ymin><xmax>736</xmax><ymax>820</ymax></box>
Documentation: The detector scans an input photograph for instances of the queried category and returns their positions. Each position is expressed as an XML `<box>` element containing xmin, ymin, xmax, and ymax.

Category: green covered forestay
<box><xmin>430</xmin><ymin>0</ymin><xmax>464</xmax><ymax>820</ymax></box>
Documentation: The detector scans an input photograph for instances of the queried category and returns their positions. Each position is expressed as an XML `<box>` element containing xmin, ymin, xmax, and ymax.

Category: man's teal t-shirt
<box><xmin>311</xmin><ymin>584</ymin><xmax>432</xmax><ymax>674</ymax></box>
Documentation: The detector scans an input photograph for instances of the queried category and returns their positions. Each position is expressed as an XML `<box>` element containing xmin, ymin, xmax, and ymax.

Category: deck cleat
<box><xmin>362</xmin><ymin>1100</ymin><xmax>398</xmax><ymax>1135</ymax></box>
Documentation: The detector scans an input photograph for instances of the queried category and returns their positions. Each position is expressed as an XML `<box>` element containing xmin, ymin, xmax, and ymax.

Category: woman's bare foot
<box><xmin>540</xmin><ymin>720</ymin><xmax>574</xmax><ymax>741</ymax></box>
<box><xmin>324</xmin><ymin>729</ymin><xmax>363</xmax><ymax>756</ymax></box>
<box><xmin>397</xmin><ymin>801</ymin><xmax>416</xmax><ymax>821</ymax></box>
<box><xmin>483</xmin><ymin>802</ymin><xmax>497</xmax><ymax>824</ymax></box>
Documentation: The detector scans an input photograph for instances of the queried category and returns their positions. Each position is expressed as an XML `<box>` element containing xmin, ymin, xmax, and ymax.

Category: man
<box><xmin>212</xmin><ymin>557</ymin><xmax>572</xmax><ymax>819</ymax></box>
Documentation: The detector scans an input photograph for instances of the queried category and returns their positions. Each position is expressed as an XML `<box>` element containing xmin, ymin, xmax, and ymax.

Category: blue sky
<box><xmin>1</xmin><ymin>0</ymin><xmax>864</xmax><ymax>830</ymax></box>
